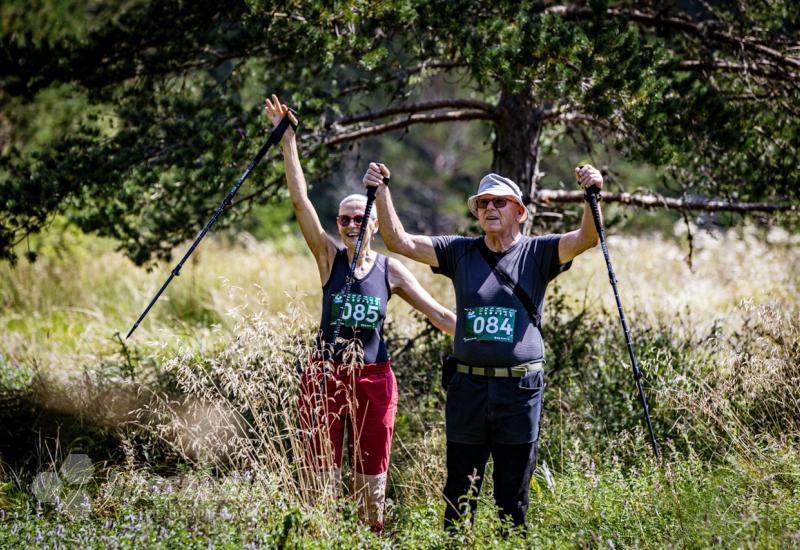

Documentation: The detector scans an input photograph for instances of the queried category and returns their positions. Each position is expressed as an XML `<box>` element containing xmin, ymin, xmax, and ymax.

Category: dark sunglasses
<box><xmin>476</xmin><ymin>197</ymin><xmax>510</xmax><ymax>209</ymax></box>
<box><xmin>336</xmin><ymin>214</ymin><xmax>367</xmax><ymax>227</ymax></box>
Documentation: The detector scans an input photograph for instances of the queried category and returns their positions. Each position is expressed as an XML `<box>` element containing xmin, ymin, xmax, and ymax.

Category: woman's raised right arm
<box><xmin>265</xmin><ymin>95</ymin><xmax>337</xmax><ymax>283</ymax></box>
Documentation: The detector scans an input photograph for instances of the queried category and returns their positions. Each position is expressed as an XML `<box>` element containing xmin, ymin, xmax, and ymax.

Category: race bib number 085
<box><xmin>464</xmin><ymin>306</ymin><xmax>516</xmax><ymax>343</ymax></box>
<box><xmin>331</xmin><ymin>293</ymin><xmax>382</xmax><ymax>330</ymax></box>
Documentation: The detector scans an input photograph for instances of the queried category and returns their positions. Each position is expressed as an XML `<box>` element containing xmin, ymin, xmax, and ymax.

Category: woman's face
<box><xmin>336</xmin><ymin>200</ymin><xmax>377</xmax><ymax>250</ymax></box>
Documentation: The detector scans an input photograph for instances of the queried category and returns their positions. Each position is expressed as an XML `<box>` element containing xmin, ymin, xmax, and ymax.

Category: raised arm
<box><xmin>362</xmin><ymin>163</ymin><xmax>440</xmax><ymax>267</ymax></box>
<box><xmin>558</xmin><ymin>164</ymin><xmax>603</xmax><ymax>264</ymax></box>
<box><xmin>387</xmin><ymin>257</ymin><xmax>456</xmax><ymax>336</ymax></box>
<box><xmin>265</xmin><ymin>95</ymin><xmax>337</xmax><ymax>283</ymax></box>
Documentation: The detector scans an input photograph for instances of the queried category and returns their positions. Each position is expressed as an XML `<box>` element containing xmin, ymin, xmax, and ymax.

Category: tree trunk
<box><xmin>491</xmin><ymin>91</ymin><xmax>544</xmax><ymax>235</ymax></box>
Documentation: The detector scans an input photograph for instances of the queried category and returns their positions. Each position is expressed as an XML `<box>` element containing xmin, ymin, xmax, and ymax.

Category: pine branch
<box><xmin>542</xmin><ymin>108</ymin><xmax>597</xmax><ymax>125</ymax></box>
<box><xmin>548</xmin><ymin>5</ymin><xmax>800</xmax><ymax>70</ymax></box>
<box><xmin>676</xmin><ymin>60</ymin><xmax>797</xmax><ymax>82</ymax></box>
<box><xmin>536</xmin><ymin>189</ymin><xmax>798</xmax><ymax>213</ymax></box>
<box><xmin>334</xmin><ymin>62</ymin><xmax>466</xmax><ymax>97</ymax></box>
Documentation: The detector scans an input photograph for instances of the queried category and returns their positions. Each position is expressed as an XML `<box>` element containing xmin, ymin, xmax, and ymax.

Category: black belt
<box><xmin>456</xmin><ymin>361</ymin><xmax>543</xmax><ymax>378</ymax></box>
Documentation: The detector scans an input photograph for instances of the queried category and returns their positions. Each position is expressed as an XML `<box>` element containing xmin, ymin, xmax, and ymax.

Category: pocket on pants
<box><xmin>492</xmin><ymin>373</ymin><xmax>545</xmax><ymax>445</ymax></box>
<box><xmin>516</xmin><ymin>369</ymin><xmax>544</xmax><ymax>394</ymax></box>
<box><xmin>447</xmin><ymin>371</ymin><xmax>464</xmax><ymax>391</ymax></box>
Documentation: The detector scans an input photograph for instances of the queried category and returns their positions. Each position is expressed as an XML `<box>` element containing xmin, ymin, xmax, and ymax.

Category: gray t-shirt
<box><xmin>432</xmin><ymin>234</ymin><xmax>571</xmax><ymax>367</ymax></box>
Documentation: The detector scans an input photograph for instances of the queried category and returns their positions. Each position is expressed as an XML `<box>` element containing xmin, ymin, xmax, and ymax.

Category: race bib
<box><xmin>330</xmin><ymin>293</ymin><xmax>382</xmax><ymax>330</ymax></box>
<box><xmin>463</xmin><ymin>306</ymin><xmax>516</xmax><ymax>343</ymax></box>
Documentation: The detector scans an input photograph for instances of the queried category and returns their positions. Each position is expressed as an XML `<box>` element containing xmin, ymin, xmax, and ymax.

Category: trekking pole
<box><xmin>126</xmin><ymin>113</ymin><xmax>297</xmax><ymax>339</ymax></box>
<box><xmin>318</xmin><ymin>176</ymin><xmax>387</xmax><ymax>385</ymax></box>
<box><xmin>309</xmin><ymin>178</ymin><xmax>386</xmax><ymax>452</ymax></box>
<box><xmin>329</xmin><ymin>179</ymin><xmax>385</xmax><ymax>346</ymax></box>
<box><xmin>582</xmin><ymin>176</ymin><xmax>660</xmax><ymax>459</ymax></box>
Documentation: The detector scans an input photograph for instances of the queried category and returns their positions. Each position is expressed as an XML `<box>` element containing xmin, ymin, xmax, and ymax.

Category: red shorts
<box><xmin>298</xmin><ymin>361</ymin><xmax>398</xmax><ymax>475</ymax></box>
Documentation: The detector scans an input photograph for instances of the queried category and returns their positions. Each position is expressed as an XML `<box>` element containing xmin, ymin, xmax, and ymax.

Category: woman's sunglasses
<box><xmin>336</xmin><ymin>215</ymin><xmax>367</xmax><ymax>227</ymax></box>
<box><xmin>476</xmin><ymin>197</ymin><xmax>510</xmax><ymax>209</ymax></box>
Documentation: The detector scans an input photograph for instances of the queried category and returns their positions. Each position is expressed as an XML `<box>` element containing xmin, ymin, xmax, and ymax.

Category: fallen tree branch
<box><xmin>536</xmin><ymin>189</ymin><xmax>797</xmax><ymax>213</ymax></box>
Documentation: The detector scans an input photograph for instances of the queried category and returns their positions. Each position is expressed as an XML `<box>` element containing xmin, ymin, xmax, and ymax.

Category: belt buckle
<box><xmin>511</xmin><ymin>365</ymin><xmax>530</xmax><ymax>377</ymax></box>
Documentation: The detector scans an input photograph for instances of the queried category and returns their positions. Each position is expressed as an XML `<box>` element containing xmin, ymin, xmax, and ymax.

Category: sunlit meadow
<box><xmin>1</xmin><ymin>221</ymin><xmax>799</xmax><ymax>547</ymax></box>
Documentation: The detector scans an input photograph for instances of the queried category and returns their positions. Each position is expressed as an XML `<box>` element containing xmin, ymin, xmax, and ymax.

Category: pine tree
<box><xmin>1</xmin><ymin>0</ymin><xmax>797</xmax><ymax>263</ymax></box>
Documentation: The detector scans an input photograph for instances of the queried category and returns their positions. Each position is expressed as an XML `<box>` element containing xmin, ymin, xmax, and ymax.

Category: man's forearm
<box><xmin>376</xmin><ymin>185</ymin><xmax>408</xmax><ymax>251</ymax></box>
<box><xmin>577</xmin><ymin>202</ymin><xmax>600</xmax><ymax>248</ymax></box>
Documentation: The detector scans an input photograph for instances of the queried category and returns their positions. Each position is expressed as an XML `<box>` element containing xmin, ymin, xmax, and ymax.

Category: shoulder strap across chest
<box><xmin>476</xmin><ymin>239</ymin><xmax>542</xmax><ymax>328</ymax></box>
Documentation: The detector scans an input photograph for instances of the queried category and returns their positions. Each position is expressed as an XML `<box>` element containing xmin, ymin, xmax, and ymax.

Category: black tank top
<box><xmin>317</xmin><ymin>248</ymin><xmax>391</xmax><ymax>363</ymax></box>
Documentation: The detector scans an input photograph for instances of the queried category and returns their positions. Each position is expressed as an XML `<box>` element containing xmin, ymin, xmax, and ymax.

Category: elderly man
<box><xmin>363</xmin><ymin>163</ymin><xmax>602</xmax><ymax>529</ymax></box>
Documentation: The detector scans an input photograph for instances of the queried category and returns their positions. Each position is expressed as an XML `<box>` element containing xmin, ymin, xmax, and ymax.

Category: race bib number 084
<box><xmin>464</xmin><ymin>306</ymin><xmax>516</xmax><ymax>343</ymax></box>
<box><xmin>331</xmin><ymin>293</ymin><xmax>382</xmax><ymax>330</ymax></box>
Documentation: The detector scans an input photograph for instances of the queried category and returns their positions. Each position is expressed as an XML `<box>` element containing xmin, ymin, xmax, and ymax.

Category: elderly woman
<box><xmin>264</xmin><ymin>95</ymin><xmax>455</xmax><ymax>531</ymax></box>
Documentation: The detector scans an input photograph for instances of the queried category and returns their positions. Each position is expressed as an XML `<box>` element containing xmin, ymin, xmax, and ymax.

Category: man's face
<box><xmin>476</xmin><ymin>194</ymin><xmax>525</xmax><ymax>234</ymax></box>
<box><xmin>336</xmin><ymin>201</ymin><xmax>377</xmax><ymax>249</ymax></box>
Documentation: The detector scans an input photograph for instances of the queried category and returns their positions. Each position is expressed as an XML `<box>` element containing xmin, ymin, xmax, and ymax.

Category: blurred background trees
<box><xmin>1</xmin><ymin>0</ymin><xmax>798</xmax><ymax>264</ymax></box>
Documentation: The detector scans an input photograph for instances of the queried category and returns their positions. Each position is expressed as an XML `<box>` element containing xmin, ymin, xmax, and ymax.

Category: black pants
<box><xmin>443</xmin><ymin>439</ymin><xmax>538</xmax><ymax>529</ymax></box>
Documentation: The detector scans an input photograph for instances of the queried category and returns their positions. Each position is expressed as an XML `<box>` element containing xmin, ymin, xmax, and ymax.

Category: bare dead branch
<box><xmin>536</xmin><ymin>189</ymin><xmax>797</xmax><ymax>213</ymax></box>
<box><xmin>325</xmin><ymin>110</ymin><xmax>494</xmax><ymax>145</ymax></box>
<box><xmin>725</xmin><ymin>93</ymin><xmax>782</xmax><ymax>102</ymax></box>
<box><xmin>337</xmin><ymin>99</ymin><xmax>497</xmax><ymax>126</ymax></box>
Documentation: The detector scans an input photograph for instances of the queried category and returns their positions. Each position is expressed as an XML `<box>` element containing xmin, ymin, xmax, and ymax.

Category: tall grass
<box><xmin>1</xmin><ymin>223</ymin><xmax>319</xmax><ymax>366</ymax></box>
<box><xmin>1</xmin><ymin>223</ymin><xmax>799</xmax><ymax>546</ymax></box>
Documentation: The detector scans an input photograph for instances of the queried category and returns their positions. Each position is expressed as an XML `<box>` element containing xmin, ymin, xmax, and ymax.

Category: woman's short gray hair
<box><xmin>338</xmin><ymin>194</ymin><xmax>377</xmax><ymax>220</ymax></box>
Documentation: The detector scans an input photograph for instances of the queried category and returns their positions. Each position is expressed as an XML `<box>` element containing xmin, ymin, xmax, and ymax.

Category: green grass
<box><xmin>2</xmin><ymin>452</ymin><xmax>798</xmax><ymax>548</ymax></box>
<box><xmin>1</xmin><ymin>223</ymin><xmax>799</xmax><ymax>547</ymax></box>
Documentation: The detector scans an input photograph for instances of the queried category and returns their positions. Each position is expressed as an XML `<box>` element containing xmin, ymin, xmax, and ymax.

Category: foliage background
<box><xmin>2</xmin><ymin>0</ymin><xmax>798</xmax><ymax>264</ymax></box>
<box><xmin>1</xmin><ymin>0</ymin><xmax>799</xmax><ymax>547</ymax></box>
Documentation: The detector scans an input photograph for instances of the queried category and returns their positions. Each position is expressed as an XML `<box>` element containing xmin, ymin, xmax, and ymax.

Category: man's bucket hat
<box><xmin>467</xmin><ymin>173</ymin><xmax>527</xmax><ymax>221</ymax></box>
